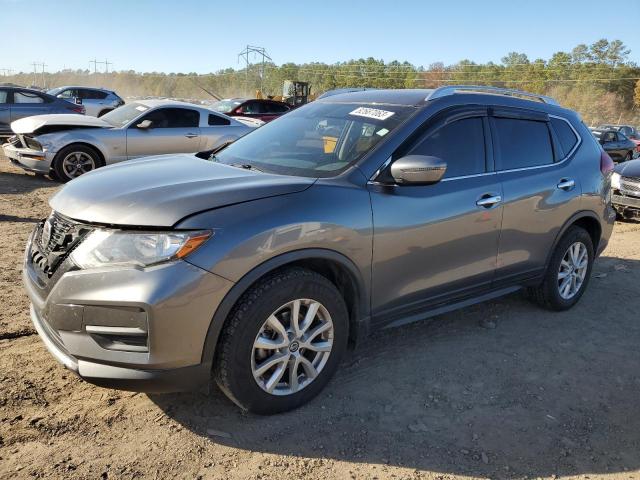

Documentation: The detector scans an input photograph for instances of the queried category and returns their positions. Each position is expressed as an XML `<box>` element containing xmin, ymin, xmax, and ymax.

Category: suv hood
<box><xmin>11</xmin><ymin>114</ymin><xmax>111</xmax><ymax>134</ymax></box>
<box><xmin>49</xmin><ymin>155</ymin><xmax>315</xmax><ymax>227</ymax></box>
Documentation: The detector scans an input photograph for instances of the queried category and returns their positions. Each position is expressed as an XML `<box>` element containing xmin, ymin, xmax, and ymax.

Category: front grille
<box><xmin>30</xmin><ymin>212</ymin><xmax>91</xmax><ymax>278</ymax></box>
<box><xmin>620</xmin><ymin>176</ymin><xmax>640</xmax><ymax>195</ymax></box>
<box><xmin>612</xmin><ymin>194</ymin><xmax>640</xmax><ymax>208</ymax></box>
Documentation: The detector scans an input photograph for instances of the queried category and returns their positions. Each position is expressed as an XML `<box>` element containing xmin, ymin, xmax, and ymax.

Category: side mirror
<box><xmin>73</xmin><ymin>97</ymin><xmax>82</xmax><ymax>105</ymax></box>
<box><xmin>136</xmin><ymin>119</ymin><xmax>153</xmax><ymax>130</ymax></box>
<box><xmin>390</xmin><ymin>155</ymin><xmax>447</xmax><ymax>185</ymax></box>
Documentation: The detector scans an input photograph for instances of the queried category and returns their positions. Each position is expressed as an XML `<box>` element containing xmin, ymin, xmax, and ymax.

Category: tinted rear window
<box><xmin>208</xmin><ymin>114</ymin><xmax>231</xmax><ymax>126</ymax></box>
<box><xmin>550</xmin><ymin>117</ymin><xmax>578</xmax><ymax>157</ymax></box>
<box><xmin>493</xmin><ymin>118</ymin><xmax>554</xmax><ymax>170</ymax></box>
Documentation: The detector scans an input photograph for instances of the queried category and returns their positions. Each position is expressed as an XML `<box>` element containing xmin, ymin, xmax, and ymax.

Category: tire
<box><xmin>624</xmin><ymin>151</ymin><xmax>632</xmax><ymax>161</ymax></box>
<box><xmin>97</xmin><ymin>109</ymin><xmax>113</xmax><ymax>117</ymax></box>
<box><xmin>53</xmin><ymin>144</ymin><xmax>103</xmax><ymax>182</ymax></box>
<box><xmin>214</xmin><ymin>267</ymin><xmax>349</xmax><ymax>414</ymax></box>
<box><xmin>528</xmin><ymin>226</ymin><xmax>594</xmax><ymax>311</ymax></box>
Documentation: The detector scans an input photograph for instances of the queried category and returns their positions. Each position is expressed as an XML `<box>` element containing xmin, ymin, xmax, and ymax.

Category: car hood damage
<box><xmin>11</xmin><ymin>114</ymin><xmax>112</xmax><ymax>135</ymax></box>
<box><xmin>49</xmin><ymin>154</ymin><xmax>316</xmax><ymax>227</ymax></box>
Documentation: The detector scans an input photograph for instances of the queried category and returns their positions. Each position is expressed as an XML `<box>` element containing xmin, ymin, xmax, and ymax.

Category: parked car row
<box><xmin>21</xmin><ymin>85</ymin><xmax>616</xmax><ymax>414</ymax></box>
<box><xmin>590</xmin><ymin>125</ymin><xmax>639</xmax><ymax>162</ymax></box>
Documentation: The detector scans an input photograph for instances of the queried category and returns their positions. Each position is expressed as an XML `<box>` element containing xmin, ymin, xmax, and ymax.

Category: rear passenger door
<box><xmin>492</xmin><ymin>109</ymin><xmax>582</xmax><ymax>286</ymax></box>
<box><xmin>369</xmin><ymin>107</ymin><xmax>503</xmax><ymax>327</ymax></box>
<box><xmin>126</xmin><ymin>107</ymin><xmax>201</xmax><ymax>159</ymax></box>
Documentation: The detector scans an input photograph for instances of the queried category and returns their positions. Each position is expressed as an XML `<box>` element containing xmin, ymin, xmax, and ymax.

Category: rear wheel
<box><xmin>528</xmin><ymin>226</ymin><xmax>594</xmax><ymax>311</ymax></box>
<box><xmin>625</xmin><ymin>151</ymin><xmax>632</xmax><ymax>161</ymax></box>
<box><xmin>53</xmin><ymin>144</ymin><xmax>102</xmax><ymax>182</ymax></box>
<box><xmin>214</xmin><ymin>268</ymin><xmax>348</xmax><ymax>414</ymax></box>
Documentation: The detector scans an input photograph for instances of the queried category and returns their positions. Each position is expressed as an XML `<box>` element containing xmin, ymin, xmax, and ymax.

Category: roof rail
<box><xmin>426</xmin><ymin>85</ymin><xmax>559</xmax><ymax>106</ymax></box>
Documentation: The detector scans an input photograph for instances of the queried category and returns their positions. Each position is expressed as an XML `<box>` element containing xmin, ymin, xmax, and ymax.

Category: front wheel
<box><xmin>214</xmin><ymin>268</ymin><xmax>349</xmax><ymax>414</ymax></box>
<box><xmin>53</xmin><ymin>145</ymin><xmax>102</xmax><ymax>182</ymax></box>
<box><xmin>624</xmin><ymin>151</ymin><xmax>633</xmax><ymax>162</ymax></box>
<box><xmin>528</xmin><ymin>226</ymin><xmax>594</xmax><ymax>310</ymax></box>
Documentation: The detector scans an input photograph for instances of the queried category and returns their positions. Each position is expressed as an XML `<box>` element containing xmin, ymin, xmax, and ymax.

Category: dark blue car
<box><xmin>0</xmin><ymin>86</ymin><xmax>85</xmax><ymax>136</ymax></box>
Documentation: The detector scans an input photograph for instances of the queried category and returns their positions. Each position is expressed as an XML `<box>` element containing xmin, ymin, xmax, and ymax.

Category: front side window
<box><xmin>214</xmin><ymin>102</ymin><xmax>414</xmax><ymax>177</ymax></box>
<box><xmin>408</xmin><ymin>117</ymin><xmax>486</xmax><ymax>178</ymax></box>
<box><xmin>14</xmin><ymin>91</ymin><xmax>45</xmax><ymax>104</ymax></box>
<box><xmin>139</xmin><ymin>108</ymin><xmax>199</xmax><ymax>128</ymax></box>
<box><xmin>239</xmin><ymin>101</ymin><xmax>265</xmax><ymax>114</ymax></box>
<box><xmin>602</xmin><ymin>131</ymin><xmax>616</xmax><ymax>143</ymax></box>
<box><xmin>212</xmin><ymin>99</ymin><xmax>244</xmax><ymax>113</ymax></box>
<box><xmin>493</xmin><ymin>118</ymin><xmax>554</xmax><ymax>170</ymax></box>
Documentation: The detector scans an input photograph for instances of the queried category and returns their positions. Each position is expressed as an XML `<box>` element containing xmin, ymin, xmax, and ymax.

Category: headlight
<box><xmin>611</xmin><ymin>172</ymin><xmax>621</xmax><ymax>190</ymax></box>
<box><xmin>70</xmin><ymin>229</ymin><xmax>211</xmax><ymax>269</ymax></box>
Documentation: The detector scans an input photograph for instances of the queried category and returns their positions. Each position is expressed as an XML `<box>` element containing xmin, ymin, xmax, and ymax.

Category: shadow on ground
<box><xmin>151</xmin><ymin>255</ymin><xmax>640</xmax><ymax>478</ymax></box>
<box><xmin>0</xmin><ymin>170</ymin><xmax>59</xmax><ymax>195</ymax></box>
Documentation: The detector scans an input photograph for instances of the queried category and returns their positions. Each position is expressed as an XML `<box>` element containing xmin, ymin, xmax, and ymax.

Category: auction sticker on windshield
<box><xmin>349</xmin><ymin>107</ymin><xmax>395</xmax><ymax>121</ymax></box>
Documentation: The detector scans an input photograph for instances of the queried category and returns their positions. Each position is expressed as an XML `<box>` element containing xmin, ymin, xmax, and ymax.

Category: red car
<box><xmin>211</xmin><ymin>98</ymin><xmax>291</xmax><ymax>123</ymax></box>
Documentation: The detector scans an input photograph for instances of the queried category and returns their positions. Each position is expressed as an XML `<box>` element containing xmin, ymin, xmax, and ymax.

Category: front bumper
<box><xmin>2</xmin><ymin>142</ymin><xmax>54</xmax><ymax>174</ymax></box>
<box><xmin>23</xmin><ymin>228</ymin><xmax>234</xmax><ymax>393</ymax></box>
<box><xmin>612</xmin><ymin>192</ymin><xmax>640</xmax><ymax>217</ymax></box>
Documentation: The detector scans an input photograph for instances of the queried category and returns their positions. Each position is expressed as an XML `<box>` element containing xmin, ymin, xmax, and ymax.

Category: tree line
<box><xmin>4</xmin><ymin>39</ymin><xmax>640</xmax><ymax>126</ymax></box>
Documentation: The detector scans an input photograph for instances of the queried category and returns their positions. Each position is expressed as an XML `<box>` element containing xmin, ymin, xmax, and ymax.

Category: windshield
<box><xmin>212</xmin><ymin>99</ymin><xmax>245</xmax><ymax>113</ymax></box>
<box><xmin>214</xmin><ymin>102</ymin><xmax>414</xmax><ymax>177</ymax></box>
<box><xmin>101</xmin><ymin>103</ymin><xmax>150</xmax><ymax>127</ymax></box>
<box><xmin>47</xmin><ymin>87</ymin><xmax>64</xmax><ymax>96</ymax></box>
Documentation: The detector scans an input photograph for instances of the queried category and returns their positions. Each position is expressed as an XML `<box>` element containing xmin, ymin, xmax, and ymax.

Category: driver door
<box><xmin>368</xmin><ymin>108</ymin><xmax>502</xmax><ymax>328</ymax></box>
<box><xmin>126</xmin><ymin>107</ymin><xmax>201</xmax><ymax>158</ymax></box>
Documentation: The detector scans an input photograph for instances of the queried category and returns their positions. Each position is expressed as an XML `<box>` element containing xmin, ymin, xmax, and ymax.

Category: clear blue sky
<box><xmin>4</xmin><ymin>0</ymin><xmax>640</xmax><ymax>74</ymax></box>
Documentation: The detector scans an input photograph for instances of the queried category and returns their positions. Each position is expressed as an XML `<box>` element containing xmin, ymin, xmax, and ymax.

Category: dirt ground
<box><xmin>1</xmin><ymin>156</ymin><xmax>640</xmax><ymax>480</ymax></box>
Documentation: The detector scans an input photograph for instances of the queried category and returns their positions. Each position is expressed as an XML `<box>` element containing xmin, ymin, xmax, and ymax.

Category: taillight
<box><xmin>68</xmin><ymin>104</ymin><xmax>85</xmax><ymax>114</ymax></box>
<box><xmin>600</xmin><ymin>150</ymin><xmax>614</xmax><ymax>175</ymax></box>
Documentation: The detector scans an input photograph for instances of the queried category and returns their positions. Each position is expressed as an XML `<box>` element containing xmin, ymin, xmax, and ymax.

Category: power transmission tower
<box><xmin>0</xmin><ymin>68</ymin><xmax>13</xmax><ymax>76</ymax></box>
<box><xmin>105</xmin><ymin>59</ymin><xmax>113</xmax><ymax>73</ymax></box>
<box><xmin>90</xmin><ymin>58</ymin><xmax>113</xmax><ymax>74</ymax></box>
<box><xmin>31</xmin><ymin>62</ymin><xmax>45</xmax><ymax>87</ymax></box>
<box><xmin>238</xmin><ymin>45</ymin><xmax>272</xmax><ymax>95</ymax></box>
<box><xmin>40</xmin><ymin>63</ymin><xmax>47</xmax><ymax>88</ymax></box>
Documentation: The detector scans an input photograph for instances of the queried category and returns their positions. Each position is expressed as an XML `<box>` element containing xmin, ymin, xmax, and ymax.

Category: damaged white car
<box><xmin>2</xmin><ymin>99</ymin><xmax>261</xmax><ymax>182</ymax></box>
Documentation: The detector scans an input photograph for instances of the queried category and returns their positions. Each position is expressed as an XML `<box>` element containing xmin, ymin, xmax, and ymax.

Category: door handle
<box><xmin>557</xmin><ymin>179</ymin><xmax>575</xmax><ymax>191</ymax></box>
<box><xmin>476</xmin><ymin>194</ymin><xmax>502</xmax><ymax>208</ymax></box>
<box><xmin>185</xmin><ymin>133</ymin><xmax>198</xmax><ymax>138</ymax></box>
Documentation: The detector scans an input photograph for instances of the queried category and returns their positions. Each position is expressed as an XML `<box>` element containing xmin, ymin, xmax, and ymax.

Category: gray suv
<box><xmin>47</xmin><ymin>86</ymin><xmax>124</xmax><ymax>117</ymax></box>
<box><xmin>23</xmin><ymin>86</ymin><xmax>615</xmax><ymax>414</ymax></box>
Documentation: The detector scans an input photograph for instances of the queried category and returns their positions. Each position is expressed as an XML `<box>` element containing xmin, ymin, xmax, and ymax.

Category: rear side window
<box><xmin>550</xmin><ymin>117</ymin><xmax>578</xmax><ymax>157</ymax></box>
<box><xmin>0</xmin><ymin>90</ymin><xmax>7</xmax><ymax>103</ymax></box>
<box><xmin>14</xmin><ymin>91</ymin><xmax>47</xmax><ymax>104</ymax></box>
<box><xmin>408</xmin><ymin>117</ymin><xmax>486</xmax><ymax>178</ymax></box>
<box><xmin>82</xmin><ymin>89</ymin><xmax>108</xmax><ymax>100</ymax></box>
<box><xmin>208</xmin><ymin>114</ymin><xmax>231</xmax><ymax>126</ymax></box>
<box><xmin>493</xmin><ymin>118</ymin><xmax>553</xmax><ymax>170</ymax></box>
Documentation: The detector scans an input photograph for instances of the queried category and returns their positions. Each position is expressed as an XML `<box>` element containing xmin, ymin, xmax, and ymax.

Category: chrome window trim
<box><xmin>368</xmin><ymin>114</ymin><xmax>582</xmax><ymax>185</ymax></box>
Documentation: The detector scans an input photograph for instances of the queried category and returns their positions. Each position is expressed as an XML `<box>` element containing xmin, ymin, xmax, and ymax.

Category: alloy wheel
<box><xmin>251</xmin><ymin>299</ymin><xmax>334</xmax><ymax>396</ymax></box>
<box><xmin>557</xmin><ymin>241</ymin><xmax>588</xmax><ymax>300</ymax></box>
<box><xmin>62</xmin><ymin>151</ymin><xmax>95</xmax><ymax>178</ymax></box>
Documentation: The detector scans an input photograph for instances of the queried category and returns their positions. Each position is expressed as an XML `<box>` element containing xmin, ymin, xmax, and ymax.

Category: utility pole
<box><xmin>41</xmin><ymin>63</ymin><xmax>47</xmax><ymax>88</ymax></box>
<box><xmin>89</xmin><ymin>58</ymin><xmax>99</xmax><ymax>73</ymax></box>
<box><xmin>104</xmin><ymin>59</ymin><xmax>113</xmax><ymax>74</ymax></box>
<box><xmin>0</xmin><ymin>68</ymin><xmax>13</xmax><ymax>76</ymax></box>
<box><xmin>238</xmin><ymin>45</ymin><xmax>272</xmax><ymax>95</ymax></box>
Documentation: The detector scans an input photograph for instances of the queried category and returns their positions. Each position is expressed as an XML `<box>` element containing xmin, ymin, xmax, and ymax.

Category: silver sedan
<box><xmin>2</xmin><ymin>99</ymin><xmax>260</xmax><ymax>182</ymax></box>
